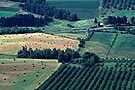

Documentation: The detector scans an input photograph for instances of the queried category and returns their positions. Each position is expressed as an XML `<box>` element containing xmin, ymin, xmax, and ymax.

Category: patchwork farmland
<box><xmin>0</xmin><ymin>0</ymin><xmax>135</xmax><ymax>90</ymax></box>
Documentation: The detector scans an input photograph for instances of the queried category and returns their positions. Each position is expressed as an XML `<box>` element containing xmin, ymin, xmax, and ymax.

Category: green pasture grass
<box><xmin>47</xmin><ymin>1</ymin><xmax>99</xmax><ymax>19</ymax></box>
<box><xmin>54</xmin><ymin>32</ymin><xmax>87</xmax><ymax>39</ymax></box>
<box><xmin>80</xmin><ymin>32</ymin><xmax>116</xmax><ymax>57</ymax></box>
<box><xmin>90</xmin><ymin>32</ymin><xmax>116</xmax><ymax>45</ymax></box>
<box><xmin>109</xmin><ymin>34</ymin><xmax>135</xmax><ymax>59</ymax></box>
<box><xmin>0</xmin><ymin>58</ymin><xmax>60</xmax><ymax>90</ymax></box>
<box><xmin>44</xmin><ymin>19</ymin><xmax>95</xmax><ymax>34</ymax></box>
<box><xmin>0</xmin><ymin>11</ymin><xmax>17</xmax><ymax>17</ymax></box>
<box><xmin>101</xmin><ymin>9</ymin><xmax>135</xmax><ymax>19</ymax></box>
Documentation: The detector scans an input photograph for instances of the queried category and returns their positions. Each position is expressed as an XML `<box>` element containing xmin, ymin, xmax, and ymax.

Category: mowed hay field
<box><xmin>0</xmin><ymin>33</ymin><xmax>79</xmax><ymax>55</ymax></box>
<box><xmin>0</xmin><ymin>58</ymin><xmax>60</xmax><ymax>90</ymax></box>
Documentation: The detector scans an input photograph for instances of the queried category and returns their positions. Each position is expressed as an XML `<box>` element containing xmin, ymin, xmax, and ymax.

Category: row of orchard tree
<box><xmin>103</xmin><ymin>0</ymin><xmax>135</xmax><ymax>10</ymax></box>
<box><xmin>38</xmin><ymin>62</ymin><xmax>135</xmax><ymax>90</ymax></box>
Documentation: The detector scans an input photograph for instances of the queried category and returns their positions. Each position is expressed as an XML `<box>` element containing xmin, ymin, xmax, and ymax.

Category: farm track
<box><xmin>47</xmin><ymin>27</ymin><xmax>114</xmax><ymax>34</ymax></box>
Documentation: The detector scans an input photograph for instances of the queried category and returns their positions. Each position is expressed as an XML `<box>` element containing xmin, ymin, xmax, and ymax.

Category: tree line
<box><xmin>104</xmin><ymin>16</ymin><xmax>135</xmax><ymax>25</ymax></box>
<box><xmin>17</xmin><ymin>46</ymin><xmax>80</xmax><ymax>63</ymax></box>
<box><xmin>102</xmin><ymin>0</ymin><xmax>135</xmax><ymax>10</ymax></box>
<box><xmin>0</xmin><ymin>14</ymin><xmax>52</xmax><ymax>27</ymax></box>
<box><xmin>0</xmin><ymin>27</ymin><xmax>42</xmax><ymax>34</ymax></box>
<box><xmin>104</xmin><ymin>16</ymin><xmax>127</xmax><ymax>25</ymax></box>
<box><xmin>18</xmin><ymin>0</ymin><xmax>79</xmax><ymax>21</ymax></box>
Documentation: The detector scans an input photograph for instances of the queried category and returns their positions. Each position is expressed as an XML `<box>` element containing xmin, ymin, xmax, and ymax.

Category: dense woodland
<box><xmin>102</xmin><ymin>0</ymin><xmax>135</xmax><ymax>10</ymax></box>
<box><xmin>0</xmin><ymin>14</ymin><xmax>52</xmax><ymax>27</ymax></box>
<box><xmin>17</xmin><ymin>46</ymin><xmax>80</xmax><ymax>63</ymax></box>
<box><xmin>18</xmin><ymin>0</ymin><xmax>79</xmax><ymax>21</ymax></box>
<box><xmin>1</xmin><ymin>0</ymin><xmax>79</xmax><ymax>27</ymax></box>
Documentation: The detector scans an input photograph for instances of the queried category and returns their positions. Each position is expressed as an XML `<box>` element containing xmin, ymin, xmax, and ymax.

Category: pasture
<box><xmin>0</xmin><ymin>58</ymin><xmax>60</xmax><ymax>90</ymax></box>
<box><xmin>55</xmin><ymin>32</ymin><xmax>86</xmax><ymax>40</ymax></box>
<box><xmin>80</xmin><ymin>32</ymin><xmax>116</xmax><ymax>57</ymax></box>
<box><xmin>101</xmin><ymin>9</ymin><xmax>135</xmax><ymax>19</ymax></box>
<box><xmin>47</xmin><ymin>0</ymin><xmax>99</xmax><ymax>19</ymax></box>
<box><xmin>109</xmin><ymin>34</ymin><xmax>135</xmax><ymax>59</ymax></box>
<box><xmin>0</xmin><ymin>1</ymin><xmax>18</xmax><ymax>17</ymax></box>
<box><xmin>0</xmin><ymin>11</ymin><xmax>17</xmax><ymax>17</ymax></box>
<box><xmin>44</xmin><ymin>19</ymin><xmax>95</xmax><ymax>33</ymax></box>
<box><xmin>81</xmin><ymin>32</ymin><xmax>135</xmax><ymax>59</ymax></box>
<box><xmin>0</xmin><ymin>33</ymin><xmax>79</xmax><ymax>55</ymax></box>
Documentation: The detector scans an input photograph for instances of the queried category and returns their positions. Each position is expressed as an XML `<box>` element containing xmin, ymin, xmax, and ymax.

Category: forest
<box><xmin>0</xmin><ymin>14</ymin><xmax>52</xmax><ymax>27</ymax></box>
<box><xmin>19</xmin><ymin>0</ymin><xmax>79</xmax><ymax>21</ymax></box>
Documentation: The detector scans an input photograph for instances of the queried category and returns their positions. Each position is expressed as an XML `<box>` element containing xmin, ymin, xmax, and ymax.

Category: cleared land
<box><xmin>0</xmin><ymin>33</ymin><xmax>79</xmax><ymax>55</ymax></box>
<box><xmin>81</xmin><ymin>32</ymin><xmax>135</xmax><ymax>59</ymax></box>
<box><xmin>101</xmin><ymin>9</ymin><xmax>135</xmax><ymax>19</ymax></box>
<box><xmin>0</xmin><ymin>1</ymin><xmax>19</xmax><ymax>17</ymax></box>
<box><xmin>44</xmin><ymin>19</ymin><xmax>95</xmax><ymax>33</ymax></box>
<box><xmin>0</xmin><ymin>11</ymin><xmax>17</xmax><ymax>17</ymax></box>
<box><xmin>47</xmin><ymin>0</ymin><xmax>99</xmax><ymax>19</ymax></box>
<box><xmin>80</xmin><ymin>32</ymin><xmax>116</xmax><ymax>57</ymax></box>
<box><xmin>55</xmin><ymin>32</ymin><xmax>86</xmax><ymax>40</ymax></box>
<box><xmin>109</xmin><ymin>34</ymin><xmax>135</xmax><ymax>59</ymax></box>
<box><xmin>0</xmin><ymin>1</ymin><xmax>14</xmax><ymax>7</ymax></box>
<box><xmin>0</xmin><ymin>58</ymin><xmax>60</xmax><ymax>90</ymax></box>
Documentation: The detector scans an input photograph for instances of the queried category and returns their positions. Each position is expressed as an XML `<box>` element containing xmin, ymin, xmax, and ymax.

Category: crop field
<box><xmin>38</xmin><ymin>59</ymin><xmax>135</xmax><ymax>90</ymax></box>
<box><xmin>81</xmin><ymin>32</ymin><xmax>135</xmax><ymax>59</ymax></box>
<box><xmin>0</xmin><ymin>33</ymin><xmax>79</xmax><ymax>55</ymax></box>
<box><xmin>109</xmin><ymin>34</ymin><xmax>135</xmax><ymax>59</ymax></box>
<box><xmin>0</xmin><ymin>1</ymin><xmax>15</xmax><ymax>7</ymax></box>
<box><xmin>55</xmin><ymin>32</ymin><xmax>86</xmax><ymax>40</ymax></box>
<box><xmin>80</xmin><ymin>32</ymin><xmax>116</xmax><ymax>57</ymax></box>
<box><xmin>0</xmin><ymin>11</ymin><xmax>17</xmax><ymax>17</ymax></box>
<box><xmin>101</xmin><ymin>9</ymin><xmax>135</xmax><ymax>19</ymax></box>
<box><xmin>47</xmin><ymin>0</ymin><xmax>99</xmax><ymax>19</ymax></box>
<box><xmin>0</xmin><ymin>58</ymin><xmax>60</xmax><ymax>90</ymax></box>
<box><xmin>0</xmin><ymin>1</ymin><xmax>18</xmax><ymax>17</ymax></box>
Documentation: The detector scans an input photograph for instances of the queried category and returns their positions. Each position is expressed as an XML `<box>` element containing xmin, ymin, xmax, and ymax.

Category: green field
<box><xmin>55</xmin><ymin>32</ymin><xmax>86</xmax><ymax>40</ymax></box>
<box><xmin>44</xmin><ymin>19</ymin><xmax>95</xmax><ymax>33</ymax></box>
<box><xmin>80</xmin><ymin>32</ymin><xmax>116</xmax><ymax>57</ymax></box>
<box><xmin>101</xmin><ymin>9</ymin><xmax>135</xmax><ymax>19</ymax></box>
<box><xmin>47</xmin><ymin>0</ymin><xmax>99</xmax><ymax>19</ymax></box>
<box><xmin>109</xmin><ymin>34</ymin><xmax>135</xmax><ymax>59</ymax></box>
<box><xmin>0</xmin><ymin>11</ymin><xmax>17</xmax><ymax>17</ymax></box>
<box><xmin>81</xmin><ymin>32</ymin><xmax>135</xmax><ymax>59</ymax></box>
<box><xmin>0</xmin><ymin>58</ymin><xmax>60</xmax><ymax>90</ymax></box>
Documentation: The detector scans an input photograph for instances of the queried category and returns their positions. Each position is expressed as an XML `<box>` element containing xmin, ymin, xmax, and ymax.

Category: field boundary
<box><xmin>106</xmin><ymin>33</ymin><xmax>118</xmax><ymax>56</ymax></box>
